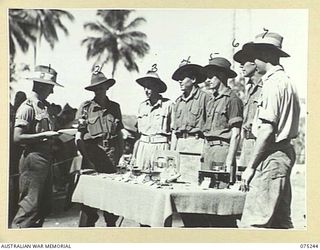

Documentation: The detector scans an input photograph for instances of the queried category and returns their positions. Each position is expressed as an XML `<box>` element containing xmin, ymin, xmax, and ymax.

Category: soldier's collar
<box><xmin>146</xmin><ymin>95</ymin><xmax>163</xmax><ymax>107</ymax></box>
<box><xmin>181</xmin><ymin>86</ymin><xmax>200</xmax><ymax>101</ymax></box>
<box><xmin>215</xmin><ymin>86</ymin><xmax>231</xmax><ymax>99</ymax></box>
<box><xmin>29</xmin><ymin>92</ymin><xmax>48</xmax><ymax>109</ymax></box>
<box><xmin>262</xmin><ymin>65</ymin><xmax>284</xmax><ymax>82</ymax></box>
<box><xmin>92</xmin><ymin>96</ymin><xmax>110</xmax><ymax>109</ymax></box>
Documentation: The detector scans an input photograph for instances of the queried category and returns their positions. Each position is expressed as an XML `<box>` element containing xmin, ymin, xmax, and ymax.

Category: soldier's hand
<box><xmin>239</xmin><ymin>167</ymin><xmax>256</xmax><ymax>192</ymax></box>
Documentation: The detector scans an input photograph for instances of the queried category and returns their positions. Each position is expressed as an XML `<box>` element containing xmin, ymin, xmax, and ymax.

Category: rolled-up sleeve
<box><xmin>15</xmin><ymin>104</ymin><xmax>34</xmax><ymax>129</ymax></box>
<box><xmin>258</xmin><ymin>84</ymin><xmax>280</xmax><ymax>125</ymax></box>
<box><xmin>228</xmin><ymin>95</ymin><xmax>243</xmax><ymax>127</ymax></box>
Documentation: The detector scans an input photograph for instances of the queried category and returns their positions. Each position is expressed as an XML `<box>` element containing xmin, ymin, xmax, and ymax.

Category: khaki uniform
<box><xmin>239</xmin><ymin>65</ymin><xmax>300</xmax><ymax>228</ymax></box>
<box><xmin>173</xmin><ymin>87</ymin><xmax>210</xmax><ymax>183</ymax></box>
<box><xmin>202</xmin><ymin>88</ymin><xmax>243</xmax><ymax>182</ymax></box>
<box><xmin>77</xmin><ymin>97</ymin><xmax>123</xmax><ymax>226</ymax></box>
<box><xmin>134</xmin><ymin>97</ymin><xmax>173</xmax><ymax>170</ymax></box>
<box><xmin>12</xmin><ymin>94</ymin><xmax>54</xmax><ymax>228</ymax></box>
<box><xmin>238</xmin><ymin>80</ymin><xmax>262</xmax><ymax>167</ymax></box>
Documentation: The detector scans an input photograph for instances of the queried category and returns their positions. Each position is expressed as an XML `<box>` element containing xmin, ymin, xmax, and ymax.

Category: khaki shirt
<box><xmin>252</xmin><ymin>65</ymin><xmax>300</xmax><ymax>142</ymax></box>
<box><xmin>137</xmin><ymin>97</ymin><xmax>173</xmax><ymax>136</ymax></box>
<box><xmin>203</xmin><ymin>88</ymin><xmax>243</xmax><ymax>140</ymax></box>
<box><xmin>242</xmin><ymin>79</ymin><xmax>262</xmax><ymax>130</ymax></box>
<box><xmin>77</xmin><ymin>97</ymin><xmax>124</xmax><ymax>140</ymax></box>
<box><xmin>173</xmin><ymin>87</ymin><xmax>210</xmax><ymax>134</ymax></box>
<box><xmin>15</xmin><ymin>92</ymin><xmax>53</xmax><ymax>153</ymax></box>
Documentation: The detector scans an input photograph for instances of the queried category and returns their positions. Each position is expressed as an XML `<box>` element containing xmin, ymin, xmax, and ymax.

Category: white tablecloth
<box><xmin>72</xmin><ymin>174</ymin><xmax>246</xmax><ymax>227</ymax></box>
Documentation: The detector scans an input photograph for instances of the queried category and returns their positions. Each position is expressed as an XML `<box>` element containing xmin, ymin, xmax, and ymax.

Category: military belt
<box><xmin>205</xmin><ymin>137</ymin><xmax>230</xmax><ymax>146</ymax></box>
<box><xmin>140</xmin><ymin>134</ymin><xmax>169</xmax><ymax>144</ymax></box>
<box><xmin>176</xmin><ymin>132</ymin><xmax>204</xmax><ymax>139</ymax></box>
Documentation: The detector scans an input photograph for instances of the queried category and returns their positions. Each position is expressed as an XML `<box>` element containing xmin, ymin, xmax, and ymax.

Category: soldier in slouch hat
<box><xmin>202</xmin><ymin>56</ymin><xmax>243</xmax><ymax>184</ymax></box>
<box><xmin>133</xmin><ymin>64</ymin><xmax>173</xmax><ymax>170</ymax></box>
<box><xmin>233</xmin><ymin>44</ymin><xmax>264</xmax><ymax>171</ymax></box>
<box><xmin>75</xmin><ymin>68</ymin><xmax>124</xmax><ymax>227</ymax></box>
<box><xmin>171</xmin><ymin>58</ymin><xmax>210</xmax><ymax>227</ymax></box>
<box><xmin>12</xmin><ymin>65</ymin><xmax>62</xmax><ymax>228</ymax></box>
<box><xmin>238</xmin><ymin>32</ymin><xmax>300</xmax><ymax>229</ymax></box>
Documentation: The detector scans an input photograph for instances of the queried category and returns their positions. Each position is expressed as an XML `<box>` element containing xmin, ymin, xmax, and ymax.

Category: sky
<box><xmin>10</xmin><ymin>9</ymin><xmax>308</xmax><ymax>116</ymax></box>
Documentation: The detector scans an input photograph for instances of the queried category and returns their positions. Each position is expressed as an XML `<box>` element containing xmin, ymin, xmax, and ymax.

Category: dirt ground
<box><xmin>42</xmin><ymin>164</ymin><xmax>306</xmax><ymax>229</ymax></box>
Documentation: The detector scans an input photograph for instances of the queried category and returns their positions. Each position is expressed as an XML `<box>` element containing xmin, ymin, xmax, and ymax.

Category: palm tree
<box><xmin>82</xmin><ymin>10</ymin><xmax>150</xmax><ymax>77</ymax></box>
<box><xmin>26</xmin><ymin>9</ymin><xmax>75</xmax><ymax>65</ymax></box>
<box><xmin>9</xmin><ymin>9</ymin><xmax>36</xmax><ymax>59</ymax></box>
<box><xmin>9</xmin><ymin>9</ymin><xmax>74</xmax><ymax>66</ymax></box>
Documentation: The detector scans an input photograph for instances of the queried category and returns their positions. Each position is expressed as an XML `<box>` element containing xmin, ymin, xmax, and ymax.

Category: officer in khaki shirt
<box><xmin>76</xmin><ymin>70</ymin><xmax>124</xmax><ymax>227</ymax></box>
<box><xmin>238</xmin><ymin>32</ymin><xmax>300</xmax><ymax>229</ymax></box>
<box><xmin>171</xmin><ymin>59</ymin><xmax>210</xmax><ymax>227</ymax></box>
<box><xmin>233</xmin><ymin>47</ymin><xmax>263</xmax><ymax>169</ymax></box>
<box><xmin>133</xmin><ymin>65</ymin><xmax>173</xmax><ymax>170</ymax></box>
<box><xmin>171</xmin><ymin>59</ymin><xmax>210</xmax><ymax>182</ymax></box>
<box><xmin>12</xmin><ymin>65</ymin><xmax>62</xmax><ymax>228</ymax></box>
<box><xmin>202</xmin><ymin>57</ymin><xmax>243</xmax><ymax>184</ymax></box>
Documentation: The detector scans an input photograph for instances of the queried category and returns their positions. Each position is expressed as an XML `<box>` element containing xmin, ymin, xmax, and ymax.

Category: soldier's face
<box><xmin>144</xmin><ymin>87</ymin><xmax>155</xmax><ymax>99</ymax></box>
<box><xmin>37</xmin><ymin>83</ymin><xmax>54</xmax><ymax>100</ymax></box>
<box><xmin>93</xmin><ymin>85</ymin><xmax>109</xmax><ymax>95</ymax></box>
<box><xmin>206</xmin><ymin>74</ymin><xmax>221</xmax><ymax>90</ymax></box>
<box><xmin>179</xmin><ymin>77</ymin><xmax>194</xmax><ymax>93</ymax></box>
<box><xmin>241</xmin><ymin>61</ymin><xmax>257</xmax><ymax>77</ymax></box>
<box><xmin>254</xmin><ymin>59</ymin><xmax>267</xmax><ymax>74</ymax></box>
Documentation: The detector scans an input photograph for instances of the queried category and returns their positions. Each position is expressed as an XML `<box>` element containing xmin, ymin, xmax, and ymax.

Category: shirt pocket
<box><xmin>87</xmin><ymin>115</ymin><xmax>102</xmax><ymax>136</ymax></box>
<box><xmin>188</xmin><ymin>103</ymin><xmax>201</xmax><ymax>126</ymax></box>
<box><xmin>105</xmin><ymin>113</ymin><xmax>120</xmax><ymax>135</ymax></box>
<box><xmin>173</xmin><ymin>109</ymin><xmax>182</xmax><ymax>129</ymax></box>
<box><xmin>213</xmin><ymin>110</ymin><xmax>228</xmax><ymax>129</ymax></box>
<box><xmin>204</xmin><ymin>110</ymin><xmax>214</xmax><ymax>131</ymax></box>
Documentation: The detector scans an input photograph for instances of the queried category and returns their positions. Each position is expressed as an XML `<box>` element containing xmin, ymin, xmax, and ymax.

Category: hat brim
<box><xmin>242</xmin><ymin>43</ymin><xmax>290</xmax><ymax>58</ymax></box>
<box><xmin>172</xmin><ymin>64</ymin><xmax>207</xmax><ymax>84</ymax></box>
<box><xmin>84</xmin><ymin>78</ymin><xmax>116</xmax><ymax>91</ymax></box>
<box><xmin>136</xmin><ymin>77</ymin><xmax>167</xmax><ymax>93</ymax></box>
<box><xmin>233</xmin><ymin>49</ymin><xmax>257</xmax><ymax>64</ymax></box>
<box><xmin>27</xmin><ymin>77</ymin><xmax>64</xmax><ymax>87</ymax></box>
<box><xmin>203</xmin><ymin>65</ymin><xmax>237</xmax><ymax>78</ymax></box>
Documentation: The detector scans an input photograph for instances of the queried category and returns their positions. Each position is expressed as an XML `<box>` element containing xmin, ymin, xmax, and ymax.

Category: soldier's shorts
<box><xmin>238</xmin><ymin>144</ymin><xmax>296</xmax><ymax>229</ymax></box>
<box><xmin>12</xmin><ymin>152</ymin><xmax>52</xmax><ymax>228</ymax></box>
<box><xmin>202</xmin><ymin>139</ymin><xmax>229</xmax><ymax>171</ymax></box>
<box><xmin>82</xmin><ymin>141</ymin><xmax>118</xmax><ymax>173</ymax></box>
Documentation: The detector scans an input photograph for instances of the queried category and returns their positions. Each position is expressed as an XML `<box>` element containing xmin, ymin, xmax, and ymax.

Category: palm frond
<box><xmin>50</xmin><ymin>9</ymin><xmax>75</xmax><ymax>21</ymax></box>
<box><xmin>123</xmin><ymin>31</ymin><xmax>147</xmax><ymax>39</ymax></box>
<box><xmin>124</xmin><ymin>17</ymin><xmax>146</xmax><ymax>30</ymax></box>
<box><xmin>82</xmin><ymin>9</ymin><xmax>149</xmax><ymax>76</ymax></box>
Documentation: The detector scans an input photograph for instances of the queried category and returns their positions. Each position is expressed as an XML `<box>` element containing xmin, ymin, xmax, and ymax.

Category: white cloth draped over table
<box><xmin>72</xmin><ymin>174</ymin><xmax>246</xmax><ymax>227</ymax></box>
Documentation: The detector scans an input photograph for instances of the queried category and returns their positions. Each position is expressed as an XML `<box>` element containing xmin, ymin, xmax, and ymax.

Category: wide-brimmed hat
<box><xmin>233</xmin><ymin>43</ymin><xmax>257</xmax><ymax>64</ymax></box>
<box><xmin>172</xmin><ymin>57</ymin><xmax>206</xmax><ymax>84</ymax></box>
<box><xmin>136</xmin><ymin>64</ymin><xmax>167</xmax><ymax>93</ymax></box>
<box><xmin>240</xmin><ymin>32</ymin><xmax>290</xmax><ymax>58</ymax></box>
<box><xmin>26</xmin><ymin>65</ymin><xmax>63</xmax><ymax>87</ymax></box>
<box><xmin>84</xmin><ymin>71</ymin><xmax>116</xmax><ymax>91</ymax></box>
<box><xmin>204</xmin><ymin>56</ymin><xmax>237</xmax><ymax>78</ymax></box>
<box><xmin>58</xmin><ymin>103</ymin><xmax>77</xmax><ymax>117</ymax></box>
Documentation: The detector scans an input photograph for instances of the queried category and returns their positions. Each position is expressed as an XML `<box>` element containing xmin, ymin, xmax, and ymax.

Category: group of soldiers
<box><xmin>10</xmin><ymin>31</ymin><xmax>300</xmax><ymax>229</ymax></box>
